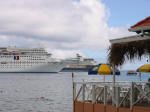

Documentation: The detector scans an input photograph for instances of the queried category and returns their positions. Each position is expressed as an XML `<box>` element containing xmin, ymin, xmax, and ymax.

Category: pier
<box><xmin>73</xmin><ymin>81</ymin><xmax>150</xmax><ymax>112</ymax></box>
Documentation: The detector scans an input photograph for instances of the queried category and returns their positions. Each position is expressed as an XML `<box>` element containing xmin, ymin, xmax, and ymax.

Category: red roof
<box><xmin>131</xmin><ymin>16</ymin><xmax>150</xmax><ymax>28</ymax></box>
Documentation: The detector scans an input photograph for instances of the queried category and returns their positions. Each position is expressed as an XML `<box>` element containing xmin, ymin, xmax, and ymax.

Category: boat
<box><xmin>0</xmin><ymin>46</ymin><xmax>70</xmax><ymax>73</ymax></box>
<box><xmin>61</xmin><ymin>54</ymin><xmax>98</xmax><ymax>72</ymax></box>
<box><xmin>127</xmin><ymin>70</ymin><xmax>137</xmax><ymax>75</ymax></box>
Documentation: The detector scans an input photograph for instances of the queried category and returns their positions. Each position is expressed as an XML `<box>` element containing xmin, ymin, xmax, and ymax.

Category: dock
<box><xmin>73</xmin><ymin>81</ymin><xmax>150</xmax><ymax>112</ymax></box>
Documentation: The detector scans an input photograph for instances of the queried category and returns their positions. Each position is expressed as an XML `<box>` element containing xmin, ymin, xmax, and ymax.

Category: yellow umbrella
<box><xmin>136</xmin><ymin>64</ymin><xmax>150</xmax><ymax>81</ymax></box>
<box><xmin>137</xmin><ymin>64</ymin><xmax>150</xmax><ymax>72</ymax></box>
<box><xmin>88</xmin><ymin>63</ymin><xmax>120</xmax><ymax>75</ymax></box>
<box><xmin>98</xmin><ymin>64</ymin><xmax>111</xmax><ymax>75</ymax></box>
<box><xmin>98</xmin><ymin>64</ymin><xmax>112</xmax><ymax>82</ymax></box>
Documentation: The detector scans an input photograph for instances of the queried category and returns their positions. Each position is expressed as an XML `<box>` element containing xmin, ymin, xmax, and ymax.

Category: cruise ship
<box><xmin>0</xmin><ymin>46</ymin><xmax>69</xmax><ymax>73</ymax></box>
<box><xmin>61</xmin><ymin>54</ymin><xmax>98</xmax><ymax>72</ymax></box>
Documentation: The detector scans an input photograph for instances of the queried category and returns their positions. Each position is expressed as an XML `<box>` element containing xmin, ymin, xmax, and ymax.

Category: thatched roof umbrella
<box><xmin>109</xmin><ymin>16</ymin><xmax>150</xmax><ymax>67</ymax></box>
<box><xmin>108</xmin><ymin>16</ymin><xmax>150</xmax><ymax>105</ymax></box>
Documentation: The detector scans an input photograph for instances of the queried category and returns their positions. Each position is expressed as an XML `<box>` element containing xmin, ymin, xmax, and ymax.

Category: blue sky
<box><xmin>83</xmin><ymin>0</ymin><xmax>150</xmax><ymax>70</ymax></box>
<box><xmin>102</xmin><ymin>0</ymin><xmax>150</xmax><ymax>27</ymax></box>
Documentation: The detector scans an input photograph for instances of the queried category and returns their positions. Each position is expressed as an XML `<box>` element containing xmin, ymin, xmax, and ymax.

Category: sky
<box><xmin>0</xmin><ymin>0</ymin><xmax>149</xmax><ymax>70</ymax></box>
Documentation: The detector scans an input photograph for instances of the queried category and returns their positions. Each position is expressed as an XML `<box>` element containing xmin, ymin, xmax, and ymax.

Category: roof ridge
<box><xmin>131</xmin><ymin>16</ymin><xmax>150</xmax><ymax>28</ymax></box>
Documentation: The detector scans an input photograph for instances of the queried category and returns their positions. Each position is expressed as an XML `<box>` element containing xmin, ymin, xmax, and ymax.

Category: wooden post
<box><xmin>112</xmin><ymin>65</ymin><xmax>116</xmax><ymax>106</ymax></box>
<box><xmin>116</xmin><ymin>86</ymin><xmax>120</xmax><ymax>107</ymax></box>
<box><xmin>130</xmin><ymin>82</ymin><xmax>134</xmax><ymax>110</ymax></box>
<box><xmin>72</xmin><ymin>72</ymin><xmax>75</xmax><ymax>112</ymax></box>
<box><xmin>73</xmin><ymin>83</ymin><xmax>76</xmax><ymax>100</ymax></box>
<box><xmin>92</xmin><ymin>84</ymin><xmax>96</xmax><ymax>104</ymax></box>
<box><xmin>104</xmin><ymin>86</ymin><xmax>107</xmax><ymax>106</ymax></box>
<box><xmin>139</xmin><ymin>72</ymin><xmax>141</xmax><ymax>81</ymax></box>
<box><xmin>82</xmin><ymin>84</ymin><xmax>86</xmax><ymax>101</ymax></box>
<box><xmin>72</xmin><ymin>73</ymin><xmax>75</xmax><ymax>101</ymax></box>
<box><xmin>112</xmin><ymin>65</ymin><xmax>116</xmax><ymax>86</ymax></box>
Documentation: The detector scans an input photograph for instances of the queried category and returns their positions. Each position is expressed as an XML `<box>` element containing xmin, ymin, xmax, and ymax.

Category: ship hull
<box><xmin>61</xmin><ymin>65</ymin><xmax>95</xmax><ymax>72</ymax></box>
<box><xmin>0</xmin><ymin>62</ymin><xmax>68</xmax><ymax>73</ymax></box>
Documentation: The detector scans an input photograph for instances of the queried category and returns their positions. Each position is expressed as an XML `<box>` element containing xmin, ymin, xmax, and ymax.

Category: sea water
<box><xmin>0</xmin><ymin>72</ymin><xmax>149</xmax><ymax>112</ymax></box>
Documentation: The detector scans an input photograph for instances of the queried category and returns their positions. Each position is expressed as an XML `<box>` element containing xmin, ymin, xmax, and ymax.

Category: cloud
<box><xmin>0</xmin><ymin>0</ymin><xmax>132</xmax><ymax>58</ymax></box>
<box><xmin>109</xmin><ymin>26</ymin><xmax>136</xmax><ymax>39</ymax></box>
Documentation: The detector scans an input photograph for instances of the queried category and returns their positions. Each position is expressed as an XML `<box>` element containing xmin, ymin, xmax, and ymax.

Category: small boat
<box><xmin>127</xmin><ymin>70</ymin><xmax>137</xmax><ymax>75</ymax></box>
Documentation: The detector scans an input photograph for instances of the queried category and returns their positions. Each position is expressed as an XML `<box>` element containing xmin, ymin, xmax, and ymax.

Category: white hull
<box><xmin>0</xmin><ymin>62</ymin><xmax>68</xmax><ymax>73</ymax></box>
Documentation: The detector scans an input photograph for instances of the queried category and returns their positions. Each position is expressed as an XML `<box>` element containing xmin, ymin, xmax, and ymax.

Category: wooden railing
<box><xmin>73</xmin><ymin>81</ymin><xmax>150</xmax><ymax>109</ymax></box>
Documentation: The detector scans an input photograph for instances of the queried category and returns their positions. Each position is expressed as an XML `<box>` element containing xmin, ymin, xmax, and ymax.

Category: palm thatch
<box><xmin>108</xmin><ymin>39</ymin><xmax>150</xmax><ymax>66</ymax></box>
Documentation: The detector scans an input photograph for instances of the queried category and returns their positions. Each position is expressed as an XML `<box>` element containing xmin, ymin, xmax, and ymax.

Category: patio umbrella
<box><xmin>136</xmin><ymin>64</ymin><xmax>150</xmax><ymax>81</ymax></box>
<box><xmin>88</xmin><ymin>63</ymin><xmax>120</xmax><ymax>75</ymax></box>
<box><xmin>88</xmin><ymin>63</ymin><xmax>120</xmax><ymax>105</ymax></box>
<box><xmin>137</xmin><ymin>64</ymin><xmax>150</xmax><ymax>72</ymax></box>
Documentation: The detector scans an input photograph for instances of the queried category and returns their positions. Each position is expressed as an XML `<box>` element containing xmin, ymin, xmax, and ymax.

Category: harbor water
<box><xmin>0</xmin><ymin>72</ymin><xmax>149</xmax><ymax>112</ymax></box>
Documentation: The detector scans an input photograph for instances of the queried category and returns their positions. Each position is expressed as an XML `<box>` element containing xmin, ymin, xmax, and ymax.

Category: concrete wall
<box><xmin>74</xmin><ymin>101</ymin><xmax>150</xmax><ymax>112</ymax></box>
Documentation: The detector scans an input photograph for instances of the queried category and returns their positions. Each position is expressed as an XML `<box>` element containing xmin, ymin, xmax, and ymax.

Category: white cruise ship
<box><xmin>61</xmin><ymin>54</ymin><xmax>98</xmax><ymax>72</ymax></box>
<box><xmin>0</xmin><ymin>46</ymin><xmax>69</xmax><ymax>73</ymax></box>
